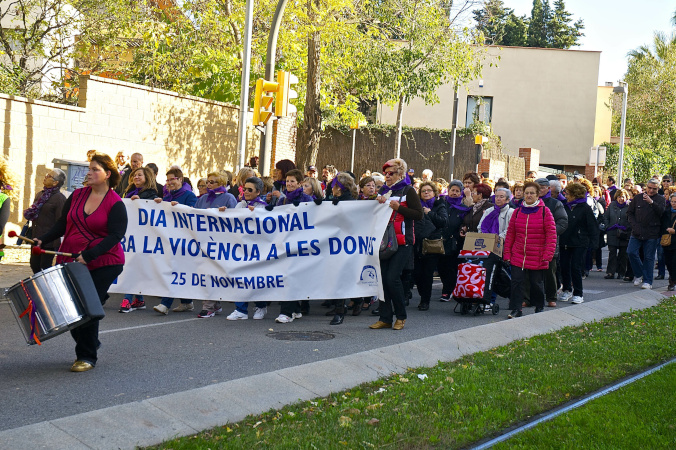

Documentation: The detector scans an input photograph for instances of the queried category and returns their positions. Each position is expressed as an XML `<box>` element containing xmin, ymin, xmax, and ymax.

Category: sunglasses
<box><xmin>384</xmin><ymin>171</ymin><xmax>397</xmax><ymax>176</ymax></box>
<box><xmin>244</xmin><ymin>187</ymin><xmax>256</xmax><ymax>193</ymax></box>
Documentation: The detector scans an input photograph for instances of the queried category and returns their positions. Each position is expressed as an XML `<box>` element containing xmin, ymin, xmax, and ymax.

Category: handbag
<box><xmin>661</xmin><ymin>217</ymin><xmax>676</xmax><ymax>247</ymax></box>
<box><xmin>379</xmin><ymin>219</ymin><xmax>398</xmax><ymax>260</ymax></box>
<box><xmin>422</xmin><ymin>238</ymin><xmax>445</xmax><ymax>255</ymax></box>
<box><xmin>16</xmin><ymin>222</ymin><xmax>32</xmax><ymax>245</ymax></box>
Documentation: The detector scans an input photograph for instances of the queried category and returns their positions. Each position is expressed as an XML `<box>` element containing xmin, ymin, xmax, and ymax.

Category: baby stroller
<box><xmin>452</xmin><ymin>250</ymin><xmax>504</xmax><ymax>315</ymax></box>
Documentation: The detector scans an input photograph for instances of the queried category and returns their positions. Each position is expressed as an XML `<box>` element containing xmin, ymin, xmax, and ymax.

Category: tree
<box><xmin>548</xmin><ymin>0</ymin><xmax>584</xmax><ymax>49</ymax></box>
<box><xmin>0</xmin><ymin>0</ymin><xmax>143</xmax><ymax>101</ymax></box>
<box><xmin>473</xmin><ymin>0</ymin><xmax>512</xmax><ymax>45</ymax></box>
<box><xmin>502</xmin><ymin>13</ymin><xmax>528</xmax><ymax>47</ymax></box>
<box><xmin>360</xmin><ymin>0</ymin><xmax>484</xmax><ymax>158</ymax></box>
<box><xmin>527</xmin><ymin>0</ymin><xmax>549</xmax><ymax>48</ymax></box>
<box><xmin>623</xmin><ymin>31</ymin><xmax>676</xmax><ymax>151</ymax></box>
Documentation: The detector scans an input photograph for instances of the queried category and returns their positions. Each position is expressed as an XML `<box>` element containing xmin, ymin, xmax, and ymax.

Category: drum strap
<box><xmin>18</xmin><ymin>281</ymin><xmax>41</xmax><ymax>345</ymax></box>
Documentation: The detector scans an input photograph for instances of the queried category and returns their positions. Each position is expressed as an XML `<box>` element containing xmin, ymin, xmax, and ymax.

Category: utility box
<box><xmin>52</xmin><ymin>159</ymin><xmax>89</xmax><ymax>192</ymax></box>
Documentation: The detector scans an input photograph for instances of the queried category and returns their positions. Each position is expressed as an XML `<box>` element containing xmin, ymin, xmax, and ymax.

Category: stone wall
<box><xmin>1</xmin><ymin>75</ymin><xmax>262</xmax><ymax>230</ymax></box>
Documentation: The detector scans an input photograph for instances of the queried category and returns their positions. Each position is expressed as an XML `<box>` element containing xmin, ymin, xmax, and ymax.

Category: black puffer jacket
<box><xmin>627</xmin><ymin>193</ymin><xmax>666</xmax><ymax>240</ymax></box>
<box><xmin>560</xmin><ymin>202</ymin><xmax>598</xmax><ymax>249</ymax></box>
<box><xmin>415</xmin><ymin>198</ymin><xmax>448</xmax><ymax>244</ymax></box>
<box><xmin>442</xmin><ymin>205</ymin><xmax>466</xmax><ymax>254</ymax></box>
<box><xmin>661</xmin><ymin>209</ymin><xmax>676</xmax><ymax>250</ymax></box>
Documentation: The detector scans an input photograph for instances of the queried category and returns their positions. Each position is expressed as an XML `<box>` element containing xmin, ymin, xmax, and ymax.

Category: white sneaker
<box><xmin>226</xmin><ymin>310</ymin><xmax>248</xmax><ymax>320</ymax></box>
<box><xmin>275</xmin><ymin>314</ymin><xmax>293</xmax><ymax>323</ymax></box>
<box><xmin>253</xmin><ymin>307</ymin><xmax>267</xmax><ymax>320</ymax></box>
<box><xmin>292</xmin><ymin>312</ymin><xmax>303</xmax><ymax>320</ymax></box>
<box><xmin>571</xmin><ymin>296</ymin><xmax>584</xmax><ymax>304</ymax></box>
<box><xmin>633</xmin><ymin>277</ymin><xmax>643</xmax><ymax>287</ymax></box>
<box><xmin>641</xmin><ymin>283</ymin><xmax>652</xmax><ymax>290</ymax></box>
<box><xmin>153</xmin><ymin>304</ymin><xmax>169</xmax><ymax>315</ymax></box>
<box><xmin>558</xmin><ymin>291</ymin><xmax>573</xmax><ymax>302</ymax></box>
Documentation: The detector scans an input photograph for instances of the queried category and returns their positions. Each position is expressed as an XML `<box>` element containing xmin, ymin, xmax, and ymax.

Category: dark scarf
<box><xmin>520</xmin><ymin>200</ymin><xmax>541</xmax><ymax>214</ymax></box>
<box><xmin>379</xmin><ymin>177</ymin><xmax>410</xmax><ymax>195</ymax></box>
<box><xmin>206</xmin><ymin>185</ymin><xmax>227</xmax><ymax>202</ymax></box>
<box><xmin>472</xmin><ymin>198</ymin><xmax>489</xmax><ymax>214</ymax></box>
<box><xmin>24</xmin><ymin>186</ymin><xmax>60</xmax><ymax>220</ymax></box>
<box><xmin>445</xmin><ymin>196</ymin><xmax>471</xmax><ymax>218</ymax></box>
<box><xmin>285</xmin><ymin>187</ymin><xmax>304</xmax><ymax>202</ymax></box>
<box><xmin>420</xmin><ymin>197</ymin><xmax>436</xmax><ymax>209</ymax></box>
<box><xmin>248</xmin><ymin>196</ymin><xmax>268</xmax><ymax>207</ymax></box>
<box><xmin>163</xmin><ymin>182</ymin><xmax>191</xmax><ymax>202</ymax></box>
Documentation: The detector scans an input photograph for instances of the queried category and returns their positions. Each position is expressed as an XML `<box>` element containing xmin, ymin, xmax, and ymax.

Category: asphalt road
<box><xmin>0</xmin><ymin>250</ymin><xmax>668</xmax><ymax>432</ymax></box>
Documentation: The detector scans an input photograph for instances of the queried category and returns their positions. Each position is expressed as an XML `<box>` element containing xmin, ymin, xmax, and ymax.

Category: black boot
<box><xmin>418</xmin><ymin>302</ymin><xmax>430</xmax><ymax>311</ymax></box>
<box><xmin>330</xmin><ymin>314</ymin><xmax>344</xmax><ymax>325</ymax></box>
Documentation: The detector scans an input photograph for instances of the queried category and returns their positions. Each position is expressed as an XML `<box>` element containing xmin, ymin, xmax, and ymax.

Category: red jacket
<box><xmin>504</xmin><ymin>200</ymin><xmax>557</xmax><ymax>270</ymax></box>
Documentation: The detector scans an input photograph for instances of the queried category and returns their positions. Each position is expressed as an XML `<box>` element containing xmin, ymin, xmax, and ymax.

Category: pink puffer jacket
<box><xmin>503</xmin><ymin>200</ymin><xmax>557</xmax><ymax>270</ymax></box>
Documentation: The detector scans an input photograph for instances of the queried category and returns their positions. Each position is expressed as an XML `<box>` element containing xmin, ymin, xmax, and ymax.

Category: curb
<box><xmin>0</xmin><ymin>289</ymin><xmax>666</xmax><ymax>449</ymax></box>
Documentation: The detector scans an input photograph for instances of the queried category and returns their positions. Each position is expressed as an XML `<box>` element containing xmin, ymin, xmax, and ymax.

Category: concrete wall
<box><xmin>2</xmin><ymin>75</ymin><xmax>261</xmax><ymax>230</ymax></box>
<box><xmin>377</xmin><ymin>46</ymin><xmax>601</xmax><ymax>167</ymax></box>
<box><xmin>594</xmin><ymin>86</ymin><xmax>613</xmax><ymax>146</ymax></box>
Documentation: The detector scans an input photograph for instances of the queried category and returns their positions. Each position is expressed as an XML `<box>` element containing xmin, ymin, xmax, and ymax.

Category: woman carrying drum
<box><xmin>35</xmin><ymin>152</ymin><xmax>128</xmax><ymax>372</ymax></box>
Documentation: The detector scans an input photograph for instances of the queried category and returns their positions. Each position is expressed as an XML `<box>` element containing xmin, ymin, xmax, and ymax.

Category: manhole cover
<box><xmin>267</xmin><ymin>331</ymin><xmax>335</xmax><ymax>341</ymax></box>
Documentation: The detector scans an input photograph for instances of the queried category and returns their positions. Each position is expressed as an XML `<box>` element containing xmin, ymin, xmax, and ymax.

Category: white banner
<box><xmin>109</xmin><ymin>199</ymin><xmax>391</xmax><ymax>301</ymax></box>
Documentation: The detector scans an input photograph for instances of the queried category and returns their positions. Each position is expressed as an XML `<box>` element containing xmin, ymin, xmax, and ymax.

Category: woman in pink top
<box><xmin>503</xmin><ymin>181</ymin><xmax>557</xmax><ymax>319</ymax></box>
<box><xmin>36</xmin><ymin>153</ymin><xmax>127</xmax><ymax>372</ymax></box>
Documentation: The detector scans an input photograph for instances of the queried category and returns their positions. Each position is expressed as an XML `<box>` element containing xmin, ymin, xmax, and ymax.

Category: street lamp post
<box><xmin>613</xmin><ymin>83</ymin><xmax>628</xmax><ymax>183</ymax></box>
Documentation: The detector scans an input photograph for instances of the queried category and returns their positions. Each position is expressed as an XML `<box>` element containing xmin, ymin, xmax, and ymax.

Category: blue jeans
<box><xmin>235</xmin><ymin>302</ymin><xmax>267</xmax><ymax>314</ymax></box>
<box><xmin>123</xmin><ymin>294</ymin><xmax>144</xmax><ymax>302</ymax></box>
<box><xmin>627</xmin><ymin>237</ymin><xmax>659</xmax><ymax>285</ymax></box>
<box><xmin>160</xmin><ymin>297</ymin><xmax>192</xmax><ymax>308</ymax></box>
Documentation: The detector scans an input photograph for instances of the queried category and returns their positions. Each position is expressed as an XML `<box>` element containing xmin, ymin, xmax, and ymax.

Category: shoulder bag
<box><xmin>661</xmin><ymin>217</ymin><xmax>676</xmax><ymax>247</ymax></box>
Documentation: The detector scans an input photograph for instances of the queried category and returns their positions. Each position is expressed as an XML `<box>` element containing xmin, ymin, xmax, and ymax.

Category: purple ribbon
<box><xmin>285</xmin><ymin>187</ymin><xmax>305</xmax><ymax>202</ymax></box>
<box><xmin>163</xmin><ymin>182</ymin><xmax>191</xmax><ymax>201</ymax></box>
<box><xmin>331</xmin><ymin>175</ymin><xmax>346</xmax><ymax>192</ymax></box>
<box><xmin>379</xmin><ymin>177</ymin><xmax>410</xmax><ymax>195</ymax></box>
<box><xmin>248</xmin><ymin>197</ymin><xmax>268</xmax><ymax>207</ymax></box>
<box><xmin>206</xmin><ymin>185</ymin><xmax>226</xmax><ymax>202</ymax></box>
<box><xmin>480</xmin><ymin>205</ymin><xmax>502</xmax><ymax>234</ymax></box>
<box><xmin>125</xmin><ymin>187</ymin><xmax>141</xmax><ymax>198</ymax></box>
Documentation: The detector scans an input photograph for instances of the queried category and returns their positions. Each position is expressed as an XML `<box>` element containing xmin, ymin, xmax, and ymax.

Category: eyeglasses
<box><xmin>197</xmin><ymin>184</ymin><xmax>206</xmax><ymax>188</ymax></box>
<box><xmin>244</xmin><ymin>187</ymin><xmax>256</xmax><ymax>193</ymax></box>
<box><xmin>45</xmin><ymin>174</ymin><xmax>54</xmax><ymax>179</ymax></box>
<box><xmin>420</xmin><ymin>189</ymin><xmax>434</xmax><ymax>194</ymax></box>
<box><xmin>206</xmin><ymin>180</ymin><xmax>218</xmax><ymax>185</ymax></box>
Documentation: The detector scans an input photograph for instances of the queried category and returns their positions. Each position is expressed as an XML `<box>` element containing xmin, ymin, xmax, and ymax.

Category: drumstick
<box><xmin>7</xmin><ymin>230</ymin><xmax>36</xmax><ymax>245</ymax></box>
<box><xmin>31</xmin><ymin>246</ymin><xmax>78</xmax><ymax>258</ymax></box>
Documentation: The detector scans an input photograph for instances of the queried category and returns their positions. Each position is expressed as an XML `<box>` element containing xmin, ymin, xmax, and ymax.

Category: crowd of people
<box><xmin>3</xmin><ymin>150</ymin><xmax>676</xmax><ymax>371</ymax></box>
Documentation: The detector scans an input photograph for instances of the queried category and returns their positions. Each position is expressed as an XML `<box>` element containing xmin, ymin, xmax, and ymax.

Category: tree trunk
<box><xmin>395</xmin><ymin>94</ymin><xmax>404</xmax><ymax>159</ymax></box>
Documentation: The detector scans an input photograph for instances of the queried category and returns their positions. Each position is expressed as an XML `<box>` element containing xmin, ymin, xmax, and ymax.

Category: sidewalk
<box><xmin>0</xmin><ymin>288</ymin><xmax>666</xmax><ymax>450</ymax></box>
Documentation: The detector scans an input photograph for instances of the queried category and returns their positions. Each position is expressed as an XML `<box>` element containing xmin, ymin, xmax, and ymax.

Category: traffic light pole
<box><xmin>259</xmin><ymin>0</ymin><xmax>290</xmax><ymax>177</ymax></box>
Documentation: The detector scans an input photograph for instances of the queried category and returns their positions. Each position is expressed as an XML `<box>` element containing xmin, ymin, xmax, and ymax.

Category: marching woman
<box><xmin>221</xmin><ymin>177</ymin><xmax>270</xmax><ymax>320</ymax></box>
<box><xmin>413</xmin><ymin>181</ymin><xmax>448</xmax><ymax>311</ymax></box>
<box><xmin>370</xmin><ymin>158</ymin><xmax>423</xmax><ymax>331</ymax></box>
<box><xmin>661</xmin><ymin>193</ymin><xmax>676</xmax><ymax>291</ymax></box>
<box><xmin>461</xmin><ymin>183</ymin><xmax>493</xmax><ymax>234</ymax></box>
<box><xmin>195</xmin><ymin>171</ymin><xmax>237</xmax><ymax>211</ymax></box>
<box><xmin>24</xmin><ymin>168</ymin><xmax>67</xmax><ymax>273</ymax></box>
<box><xmin>558</xmin><ymin>182</ymin><xmax>598</xmax><ymax>305</ymax></box>
<box><xmin>35</xmin><ymin>152</ymin><xmax>128</xmax><ymax>372</ymax></box>
<box><xmin>503</xmin><ymin>181</ymin><xmax>557</xmax><ymax>319</ymax></box>
<box><xmin>118</xmin><ymin>166</ymin><xmax>158</xmax><ymax>313</ymax></box>
<box><xmin>438</xmin><ymin>180</ymin><xmax>471</xmax><ymax>301</ymax></box>
<box><xmin>153</xmin><ymin>167</ymin><xmax>197</xmax><ymax>315</ymax></box>
<box><xmin>324</xmin><ymin>173</ymin><xmax>360</xmax><ymax>325</ymax></box>
<box><xmin>602</xmin><ymin>189</ymin><xmax>632</xmax><ymax>280</ymax></box>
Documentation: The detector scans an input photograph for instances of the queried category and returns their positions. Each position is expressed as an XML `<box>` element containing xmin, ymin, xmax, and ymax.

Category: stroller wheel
<box><xmin>472</xmin><ymin>303</ymin><xmax>481</xmax><ymax>316</ymax></box>
<box><xmin>492</xmin><ymin>304</ymin><xmax>500</xmax><ymax>315</ymax></box>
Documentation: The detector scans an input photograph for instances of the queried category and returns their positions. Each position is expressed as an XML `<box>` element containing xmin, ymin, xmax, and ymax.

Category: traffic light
<box><xmin>275</xmin><ymin>70</ymin><xmax>298</xmax><ymax>118</ymax></box>
<box><xmin>252</xmin><ymin>78</ymin><xmax>279</xmax><ymax>126</ymax></box>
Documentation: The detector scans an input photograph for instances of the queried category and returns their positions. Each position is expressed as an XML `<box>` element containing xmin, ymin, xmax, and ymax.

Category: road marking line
<box><xmin>100</xmin><ymin>318</ymin><xmax>202</xmax><ymax>334</ymax></box>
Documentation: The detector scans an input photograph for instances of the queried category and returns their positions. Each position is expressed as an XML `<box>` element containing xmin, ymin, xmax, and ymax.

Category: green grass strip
<box><xmin>494</xmin><ymin>363</ymin><xmax>676</xmax><ymax>449</ymax></box>
<box><xmin>152</xmin><ymin>298</ymin><xmax>676</xmax><ymax>449</ymax></box>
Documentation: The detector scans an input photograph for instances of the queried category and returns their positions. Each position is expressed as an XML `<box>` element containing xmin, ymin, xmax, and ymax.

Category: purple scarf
<box><xmin>520</xmin><ymin>200</ymin><xmax>541</xmax><ymax>214</ymax></box>
<box><xmin>557</xmin><ymin>193</ymin><xmax>566</xmax><ymax>203</ymax></box>
<box><xmin>331</xmin><ymin>175</ymin><xmax>346</xmax><ymax>192</ymax></box>
<box><xmin>420</xmin><ymin>197</ymin><xmax>436</xmax><ymax>209</ymax></box>
<box><xmin>24</xmin><ymin>186</ymin><xmax>60</xmax><ymax>220</ymax></box>
<box><xmin>379</xmin><ymin>177</ymin><xmax>410</xmax><ymax>195</ymax></box>
<box><xmin>248</xmin><ymin>196</ymin><xmax>268</xmax><ymax>207</ymax></box>
<box><xmin>207</xmin><ymin>185</ymin><xmax>227</xmax><ymax>202</ymax></box>
<box><xmin>566</xmin><ymin>197</ymin><xmax>587</xmax><ymax>208</ymax></box>
<box><xmin>445</xmin><ymin>196</ymin><xmax>471</xmax><ymax>218</ymax></box>
<box><xmin>163</xmin><ymin>182</ymin><xmax>191</xmax><ymax>201</ymax></box>
<box><xmin>480</xmin><ymin>205</ymin><xmax>502</xmax><ymax>234</ymax></box>
<box><xmin>607</xmin><ymin>224</ymin><xmax>627</xmax><ymax>232</ymax></box>
<box><xmin>541</xmin><ymin>191</ymin><xmax>551</xmax><ymax>200</ymax></box>
<box><xmin>615</xmin><ymin>201</ymin><xmax>628</xmax><ymax>209</ymax></box>
<box><xmin>125</xmin><ymin>187</ymin><xmax>141</xmax><ymax>198</ymax></box>
<box><xmin>285</xmin><ymin>187</ymin><xmax>305</xmax><ymax>202</ymax></box>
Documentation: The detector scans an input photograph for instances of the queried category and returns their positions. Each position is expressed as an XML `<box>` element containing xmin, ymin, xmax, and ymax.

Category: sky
<box><xmin>505</xmin><ymin>0</ymin><xmax>675</xmax><ymax>84</ymax></box>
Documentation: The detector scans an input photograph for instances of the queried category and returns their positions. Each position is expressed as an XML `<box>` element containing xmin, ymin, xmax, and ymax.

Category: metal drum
<box><xmin>4</xmin><ymin>263</ymin><xmax>104</xmax><ymax>345</ymax></box>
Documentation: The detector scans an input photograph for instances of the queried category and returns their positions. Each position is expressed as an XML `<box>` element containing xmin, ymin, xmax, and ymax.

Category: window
<box><xmin>466</xmin><ymin>96</ymin><xmax>493</xmax><ymax>127</ymax></box>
